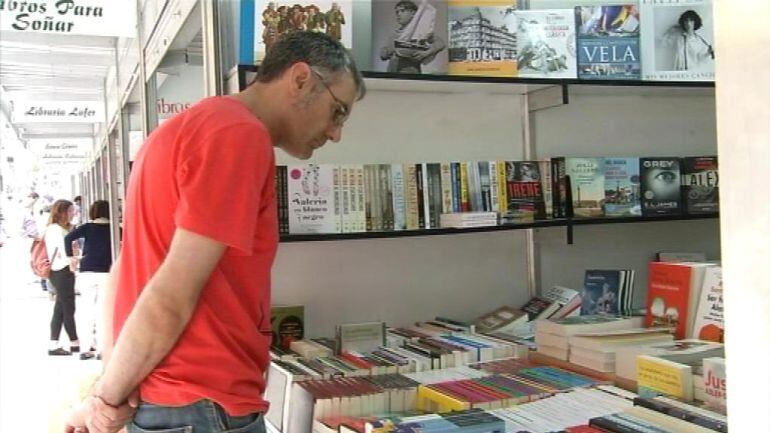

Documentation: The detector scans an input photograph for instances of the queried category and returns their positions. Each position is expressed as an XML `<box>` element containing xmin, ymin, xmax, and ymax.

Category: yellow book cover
<box><xmin>460</xmin><ymin>162</ymin><xmax>470</xmax><ymax>211</ymax></box>
<box><xmin>636</xmin><ymin>355</ymin><xmax>694</xmax><ymax>401</ymax></box>
<box><xmin>416</xmin><ymin>384</ymin><xmax>470</xmax><ymax>412</ymax></box>
<box><xmin>497</xmin><ymin>160</ymin><xmax>508</xmax><ymax>213</ymax></box>
<box><xmin>448</xmin><ymin>0</ymin><xmax>519</xmax><ymax>77</ymax></box>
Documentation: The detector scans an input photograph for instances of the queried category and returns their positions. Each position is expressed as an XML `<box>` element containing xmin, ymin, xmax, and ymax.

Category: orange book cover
<box><xmin>645</xmin><ymin>262</ymin><xmax>696</xmax><ymax>339</ymax></box>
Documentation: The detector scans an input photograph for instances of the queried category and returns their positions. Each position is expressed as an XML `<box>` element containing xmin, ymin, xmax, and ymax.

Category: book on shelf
<box><xmin>636</xmin><ymin>354</ymin><xmax>694</xmax><ymax>401</ymax></box>
<box><xmin>633</xmin><ymin>395</ymin><xmax>727</xmax><ymax>432</ymax></box>
<box><xmin>287</xmin><ymin>164</ymin><xmax>337</xmax><ymax>234</ymax></box>
<box><xmin>473</xmin><ymin>305</ymin><xmax>530</xmax><ymax>334</ymax></box>
<box><xmin>271</xmin><ymin>305</ymin><xmax>304</xmax><ymax>350</ymax></box>
<box><xmin>656</xmin><ymin>251</ymin><xmax>708</xmax><ymax>263</ymax></box>
<box><xmin>537</xmin><ymin>315</ymin><xmax>644</xmax><ymax>337</ymax></box>
<box><xmin>576</xmin><ymin>5</ymin><xmax>641</xmax><ymax>81</ymax></box>
<box><xmin>542</xmin><ymin>285</ymin><xmax>582</xmax><ymax>319</ymax></box>
<box><xmin>447</xmin><ymin>0</ymin><xmax>519</xmax><ymax>77</ymax></box>
<box><xmin>337</xmin><ymin>321</ymin><xmax>386</xmax><ymax>354</ymax></box>
<box><xmin>640</xmin><ymin>157</ymin><xmax>683</xmax><ymax>216</ymax></box>
<box><xmin>513</xmin><ymin>9</ymin><xmax>577</xmax><ymax>79</ymax></box>
<box><xmin>603</xmin><ymin>157</ymin><xmax>642</xmax><ymax>217</ymax></box>
<box><xmin>691</xmin><ymin>266</ymin><xmax>724</xmax><ymax>343</ymax></box>
<box><xmin>639</xmin><ymin>0</ymin><xmax>715</xmax><ymax>82</ymax></box>
<box><xmin>581</xmin><ymin>269</ymin><xmax>635</xmax><ymax>316</ymax></box>
<box><xmin>702</xmin><ymin>357</ymin><xmax>726</xmax><ymax>414</ymax></box>
<box><xmin>251</xmin><ymin>0</ymin><xmax>353</xmax><ymax>64</ymax></box>
<box><xmin>565</xmin><ymin>157</ymin><xmax>605</xmax><ymax>218</ymax></box>
<box><xmin>439</xmin><ymin>211</ymin><xmax>497</xmax><ymax>228</ymax></box>
<box><xmin>538</xmin><ymin>159</ymin><xmax>554</xmax><ymax>218</ymax></box>
<box><xmin>370</xmin><ymin>0</ymin><xmax>449</xmax><ymax>75</ymax></box>
<box><xmin>504</xmin><ymin>160</ymin><xmax>547</xmax><ymax>223</ymax></box>
<box><xmin>590</xmin><ymin>405</ymin><xmax>717</xmax><ymax>433</ymax></box>
<box><xmin>614</xmin><ymin>338</ymin><xmax>724</xmax><ymax>382</ymax></box>
<box><xmin>646</xmin><ymin>261</ymin><xmax>716</xmax><ymax>339</ymax></box>
<box><xmin>682</xmin><ymin>156</ymin><xmax>719</xmax><ymax>215</ymax></box>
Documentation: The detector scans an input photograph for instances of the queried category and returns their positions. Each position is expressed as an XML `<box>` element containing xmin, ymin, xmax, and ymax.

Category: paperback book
<box><xmin>287</xmin><ymin>164</ymin><xmax>338</xmax><ymax>234</ymax></box>
<box><xmin>576</xmin><ymin>5</ymin><xmax>641</xmax><ymax>80</ymax></box>
<box><xmin>505</xmin><ymin>161</ymin><xmax>546</xmax><ymax>221</ymax></box>
<box><xmin>566</xmin><ymin>157</ymin><xmax>605</xmax><ymax>218</ymax></box>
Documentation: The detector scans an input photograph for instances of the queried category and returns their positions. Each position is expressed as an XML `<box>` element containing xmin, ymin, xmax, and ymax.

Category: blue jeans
<box><xmin>128</xmin><ymin>400</ymin><xmax>266</xmax><ymax>433</ymax></box>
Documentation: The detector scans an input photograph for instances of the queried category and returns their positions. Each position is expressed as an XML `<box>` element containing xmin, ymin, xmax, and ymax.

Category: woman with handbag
<box><xmin>45</xmin><ymin>199</ymin><xmax>79</xmax><ymax>356</ymax></box>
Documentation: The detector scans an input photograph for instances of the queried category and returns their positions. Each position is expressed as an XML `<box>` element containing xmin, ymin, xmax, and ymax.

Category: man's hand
<box><xmin>64</xmin><ymin>393</ymin><xmax>139</xmax><ymax>433</ymax></box>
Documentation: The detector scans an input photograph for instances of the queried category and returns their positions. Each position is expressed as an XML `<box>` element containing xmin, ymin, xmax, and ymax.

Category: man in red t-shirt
<box><xmin>65</xmin><ymin>31</ymin><xmax>365</xmax><ymax>433</ymax></box>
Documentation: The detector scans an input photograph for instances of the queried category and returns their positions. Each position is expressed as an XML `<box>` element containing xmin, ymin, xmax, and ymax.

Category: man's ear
<box><xmin>287</xmin><ymin>62</ymin><xmax>313</xmax><ymax>98</ymax></box>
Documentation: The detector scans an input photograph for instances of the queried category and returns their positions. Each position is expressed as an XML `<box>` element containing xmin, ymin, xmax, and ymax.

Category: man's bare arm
<box><xmin>93</xmin><ymin>228</ymin><xmax>226</xmax><ymax>406</ymax></box>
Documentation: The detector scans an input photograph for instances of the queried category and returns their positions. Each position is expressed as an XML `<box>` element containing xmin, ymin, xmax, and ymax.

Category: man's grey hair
<box><xmin>255</xmin><ymin>31</ymin><xmax>366</xmax><ymax>100</ymax></box>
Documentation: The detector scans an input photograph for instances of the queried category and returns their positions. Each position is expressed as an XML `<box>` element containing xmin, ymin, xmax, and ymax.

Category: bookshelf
<box><xmin>280</xmin><ymin>213</ymin><xmax>718</xmax><ymax>243</ymax></box>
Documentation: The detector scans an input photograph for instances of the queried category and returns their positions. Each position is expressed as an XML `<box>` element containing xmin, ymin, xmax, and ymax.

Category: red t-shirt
<box><xmin>115</xmin><ymin>96</ymin><xmax>279</xmax><ymax>415</ymax></box>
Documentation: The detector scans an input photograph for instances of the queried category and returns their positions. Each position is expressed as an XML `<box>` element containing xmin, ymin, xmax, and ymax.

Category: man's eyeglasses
<box><xmin>310</xmin><ymin>68</ymin><xmax>349</xmax><ymax>127</ymax></box>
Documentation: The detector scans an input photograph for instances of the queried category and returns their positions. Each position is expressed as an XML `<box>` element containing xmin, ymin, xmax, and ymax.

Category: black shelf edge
<box><xmin>237</xmin><ymin>65</ymin><xmax>714</xmax><ymax>89</ymax></box>
<box><xmin>279</xmin><ymin>213</ymin><xmax>718</xmax><ymax>242</ymax></box>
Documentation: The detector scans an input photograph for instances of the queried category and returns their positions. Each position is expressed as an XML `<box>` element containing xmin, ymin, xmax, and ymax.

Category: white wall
<box><xmin>533</xmin><ymin>88</ymin><xmax>719</xmax><ymax>309</ymax></box>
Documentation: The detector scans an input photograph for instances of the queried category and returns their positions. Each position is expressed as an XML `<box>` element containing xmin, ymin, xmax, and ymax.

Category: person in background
<box><xmin>65</xmin><ymin>200</ymin><xmax>112</xmax><ymax>360</ymax></box>
<box><xmin>72</xmin><ymin>195</ymin><xmax>82</xmax><ymax>226</ymax></box>
<box><xmin>45</xmin><ymin>199</ymin><xmax>79</xmax><ymax>356</ymax></box>
<box><xmin>65</xmin><ymin>30</ymin><xmax>365</xmax><ymax>433</ymax></box>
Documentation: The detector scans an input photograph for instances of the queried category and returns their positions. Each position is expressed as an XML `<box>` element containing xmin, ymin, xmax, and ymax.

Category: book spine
<box><xmin>451</xmin><ymin>162</ymin><xmax>461</xmax><ymax>213</ymax></box>
<box><xmin>404</xmin><ymin>164</ymin><xmax>419</xmax><ymax>230</ymax></box>
<box><xmin>382</xmin><ymin>164</ymin><xmax>394</xmax><ymax>230</ymax></box>
<box><xmin>416</xmin><ymin>164</ymin><xmax>426</xmax><ymax>229</ymax></box>
<box><xmin>460</xmin><ymin>162</ymin><xmax>470</xmax><ymax>212</ymax></box>
<box><xmin>489</xmin><ymin>161</ymin><xmax>499</xmax><ymax>213</ymax></box>
<box><xmin>497</xmin><ymin>161</ymin><xmax>508</xmax><ymax>216</ymax></box>
<box><xmin>421</xmin><ymin>163</ymin><xmax>432</xmax><ymax>228</ymax></box>
<box><xmin>440</xmin><ymin>163</ymin><xmax>453</xmax><ymax>214</ymax></box>
<box><xmin>341</xmin><ymin>165</ymin><xmax>351</xmax><ymax>233</ymax></box>
<box><xmin>355</xmin><ymin>165</ymin><xmax>366</xmax><ymax>232</ymax></box>
<box><xmin>391</xmin><ymin>164</ymin><xmax>406</xmax><ymax>231</ymax></box>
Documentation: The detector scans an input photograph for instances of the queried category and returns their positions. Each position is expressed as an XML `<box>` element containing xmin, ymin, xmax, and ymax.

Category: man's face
<box><xmin>282</xmin><ymin>70</ymin><xmax>357</xmax><ymax>160</ymax></box>
<box><xmin>395</xmin><ymin>6</ymin><xmax>416</xmax><ymax>26</ymax></box>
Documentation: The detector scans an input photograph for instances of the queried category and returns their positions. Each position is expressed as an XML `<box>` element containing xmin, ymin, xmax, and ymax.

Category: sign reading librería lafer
<box><xmin>0</xmin><ymin>0</ymin><xmax>136</xmax><ymax>37</ymax></box>
<box><xmin>13</xmin><ymin>100</ymin><xmax>105</xmax><ymax>123</ymax></box>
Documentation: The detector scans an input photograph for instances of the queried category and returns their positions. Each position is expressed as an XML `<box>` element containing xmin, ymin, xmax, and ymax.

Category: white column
<box><xmin>715</xmin><ymin>0</ymin><xmax>770</xmax><ymax>429</ymax></box>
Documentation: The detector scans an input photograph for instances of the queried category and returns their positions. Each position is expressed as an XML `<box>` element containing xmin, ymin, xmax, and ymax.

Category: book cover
<box><xmin>513</xmin><ymin>9</ymin><xmax>577</xmax><ymax>78</ymax></box>
<box><xmin>576</xmin><ymin>5</ymin><xmax>641</xmax><ymax>80</ymax></box>
<box><xmin>566</xmin><ymin>157</ymin><xmax>604</xmax><ymax>218</ymax></box>
<box><xmin>537</xmin><ymin>159</ymin><xmax>553</xmax><ymax>218</ymax></box>
<box><xmin>702</xmin><ymin>357</ymin><xmax>726</xmax><ymax>414</ymax></box>
<box><xmin>603</xmin><ymin>157</ymin><xmax>641</xmax><ymax>217</ymax></box>
<box><xmin>636</xmin><ymin>355</ymin><xmax>694</xmax><ymax>401</ymax></box>
<box><xmin>371</xmin><ymin>0</ymin><xmax>449</xmax><ymax>74</ymax></box>
<box><xmin>254</xmin><ymin>0</ymin><xmax>353</xmax><ymax>63</ymax></box>
<box><xmin>271</xmin><ymin>305</ymin><xmax>305</xmax><ymax>350</ymax></box>
<box><xmin>288</xmin><ymin>164</ymin><xmax>338</xmax><ymax>234</ymax></box>
<box><xmin>640</xmin><ymin>157</ymin><xmax>682</xmax><ymax>216</ymax></box>
<box><xmin>646</xmin><ymin>262</ymin><xmax>712</xmax><ymax>339</ymax></box>
<box><xmin>581</xmin><ymin>270</ymin><xmax>623</xmax><ymax>315</ymax></box>
<box><xmin>682</xmin><ymin>156</ymin><xmax>719</xmax><ymax>215</ymax></box>
<box><xmin>640</xmin><ymin>0</ymin><xmax>715</xmax><ymax>82</ymax></box>
<box><xmin>691</xmin><ymin>266</ymin><xmax>724</xmax><ymax>343</ymax></box>
<box><xmin>505</xmin><ymin>161</ymin><xmax>546</xmax><ymax>221</ymax></box>
<box><xmin>448</xmin><ymin>0</ymin><xmax>519</xmax><ymax>77</ymax></box>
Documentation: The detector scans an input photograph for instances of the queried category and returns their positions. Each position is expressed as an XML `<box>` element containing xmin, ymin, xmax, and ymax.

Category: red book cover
<box><xmin>646</xmin><ymin>262</ymin><xmax>705</xmax><ymax>339</ymax></box>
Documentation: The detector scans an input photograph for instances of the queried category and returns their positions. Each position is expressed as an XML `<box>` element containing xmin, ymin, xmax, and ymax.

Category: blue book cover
<box><xmin>581</xmin><ymin>270</ymin><xmax>622</xmax><ymax>315</ymax></box>
<box><xmin>603</xmin><ymin>157</ymin><xmax>641</xmax><ymax>217</ymax></box>
<box><xmin>575</xmin><ymin>5</ymin><xmax>641</xmax><ymax>80</ymax></box>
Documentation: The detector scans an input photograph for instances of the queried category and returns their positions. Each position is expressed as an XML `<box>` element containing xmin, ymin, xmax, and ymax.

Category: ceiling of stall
<box><xmin>0</xmin><ymin>31</ymin><xmax>116</xmax><ymax>143</ymax></box>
